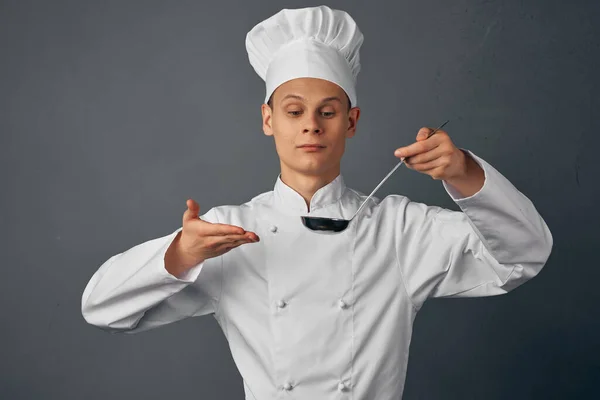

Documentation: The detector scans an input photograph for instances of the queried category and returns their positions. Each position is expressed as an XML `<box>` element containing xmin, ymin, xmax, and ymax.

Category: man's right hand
<box><xmin>164</xmin><ymin>199</ymin><xmax>259</xmax><ymax>277</ymax></box>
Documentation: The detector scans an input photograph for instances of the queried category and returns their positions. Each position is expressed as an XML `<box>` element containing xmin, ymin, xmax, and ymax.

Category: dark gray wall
<box><xmin>2</xmin><ymin>0</ymin><xmax>598</xmax><ymax>399</ymax></box>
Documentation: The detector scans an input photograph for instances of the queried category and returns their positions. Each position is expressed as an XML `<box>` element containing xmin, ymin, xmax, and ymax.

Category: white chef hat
<box><xmin>245</xmin><ymin>5</ymin><xmax>364</xmax><ymax>107</ymax></box>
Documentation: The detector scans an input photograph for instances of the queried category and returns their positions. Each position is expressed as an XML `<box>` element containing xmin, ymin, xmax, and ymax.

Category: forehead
<box><xmin>274</xmin><ymin>77</ymin><xmax>346</xmax><ymax>100</ymax></box>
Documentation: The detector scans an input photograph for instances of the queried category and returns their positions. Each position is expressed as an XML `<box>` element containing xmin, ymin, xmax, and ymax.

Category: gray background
<box><xmin>1</xmin><ymin>0</ymin><xmax>599</xmax><ymax>399</ymax></box>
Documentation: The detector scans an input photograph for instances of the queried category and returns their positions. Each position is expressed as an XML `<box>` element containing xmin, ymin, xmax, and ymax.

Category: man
<box><xmin>81</xmin><ymin>5</ymin><xmax>553</xmax><ymax>399</ymax></box>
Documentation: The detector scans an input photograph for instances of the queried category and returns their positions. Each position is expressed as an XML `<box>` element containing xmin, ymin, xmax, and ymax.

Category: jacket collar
<box><xmin>273</xmin><ymin>173</ymin><xmax>346</xmax><ymax>214</ymax></box>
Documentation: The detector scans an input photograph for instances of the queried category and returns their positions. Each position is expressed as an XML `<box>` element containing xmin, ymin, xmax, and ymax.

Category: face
<box><xmin>261</xmin><ymin>78</ymin><xmax>360</xmax><ymax>179</ymax></box>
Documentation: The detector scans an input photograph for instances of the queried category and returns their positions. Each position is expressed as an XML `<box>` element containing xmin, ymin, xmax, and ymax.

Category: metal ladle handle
<box><xmin>349</xmin><ymin>120</ymin><xmax>450</xmax><ymax>221</ymax></box>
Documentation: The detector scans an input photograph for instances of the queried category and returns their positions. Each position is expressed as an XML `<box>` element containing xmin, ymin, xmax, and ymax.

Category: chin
<box><xmin>281</xmin><ymin>151</ymin><xmax>340</xmax><ymax>176</ymax></box>
<box><xmin>294</xmin><ymin>162</ymin><xmax>333</xmax><ymax>176</ymax></box>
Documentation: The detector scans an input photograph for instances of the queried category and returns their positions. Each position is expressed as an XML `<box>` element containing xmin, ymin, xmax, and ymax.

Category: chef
<box><xmin>81</xmin><ymin>5</ymin><xmax>553</xmax><ymax>400</ymax></box>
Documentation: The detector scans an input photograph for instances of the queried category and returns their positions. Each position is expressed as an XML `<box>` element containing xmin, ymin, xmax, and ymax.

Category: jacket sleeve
<box><xmin>81</xmin><ymin>207</ymin><xmax>223</xmax><ymax>334</ymax></box>
<box><xmin>396</xmin><ymin>150</ymin><xmax>553</xmax><ymax>308</ymax></box>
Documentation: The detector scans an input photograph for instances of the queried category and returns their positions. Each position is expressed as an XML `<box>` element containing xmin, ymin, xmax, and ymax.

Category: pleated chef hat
<box><xmin>245</xmin><ymin>5</ymin><xmax>364</xmax><ymax>107</ymax></box>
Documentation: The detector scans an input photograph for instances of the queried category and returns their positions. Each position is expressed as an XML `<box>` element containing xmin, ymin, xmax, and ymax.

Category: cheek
<box><xmin>332</xmin><ymin>142</ymin><xmax>346</xmax><ymax>157</ymax></box>
<box><xmin>272</xmin><ymin>120</ymin><xmax>298</xmax><ymax>144</ymax></box>
<box><xmin>271</xmin><ymin>131</ymin><xmax>297</xmax><ymax>157</ymax></box>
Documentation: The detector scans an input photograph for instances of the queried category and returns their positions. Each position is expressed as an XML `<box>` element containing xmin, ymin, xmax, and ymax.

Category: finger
<box><xmin>216</xmin><ymin>238</ymin><xmax>255</xmax><ymax>253</ymax></box>
<box><xmin>200</xmin><ymin>223</ymin><xmax>247</xmax><ymax>236</ymax></box>
<box><xmin>404</xmin><ymin>145</ymin><xmax>444</xmax><ymax>165</ymax></box>
<box><xmin>204</xmin><ymin>235</ymin><xmax>251</xmax><ymax>250</ymax></box>
<box><xmin>416</xmin><ymin>127</ymin><xmax>433</xmax><ymax>141</ymax></box>
<box><xmin>208</xmin><ymin>233</ymin><xmax>257</xmax><ymax>243</ymax></box>
<box><xmin>409</xmin><ymin>157</ymin><xmax>444</xmax><ymax>172</ymax></box>
<box><xmin>419</xmin><ymin>127</ymin><xmax>448</xmax><ymax>140</ymax></box>
<box><xmin>394</xmin><ymin>137</ymin><xmax>439</xmax><ymax>159</ymax></box>
<box><xmin>242</xmin><ymin>231</ymin><xmax>259</xmax><ymax>241</ymax></box>
<box><xmin>425</xmin><ymin>165</ymin><xmax>446</xmax><ymax>180</ymax></box>
<box><xmin>244</xmin><ymin>231</ymin><xmax>260</xmax><ymax>241</ymax></box>
<box><xmin>183</xmin><ymin>199</ymin><xmax>201</xmax><ymax>222</ymax></box>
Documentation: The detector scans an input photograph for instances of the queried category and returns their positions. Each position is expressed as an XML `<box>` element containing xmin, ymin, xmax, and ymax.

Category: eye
<box><xmin>287</xmin><ymin>110</ymin><xmax>302</xmax><ymax>116</ymax></box>
<box><xmin>321</xmin><ymin>111</ymin><xmax>335</xmax><ymax>117</ymax></box>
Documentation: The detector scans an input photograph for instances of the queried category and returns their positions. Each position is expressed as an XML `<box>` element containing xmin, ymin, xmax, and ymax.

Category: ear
<box><xmin>261</xmin><ymin>103</ymin><xmax>273</xmax><ymax>136</ymax></box>
<box><xmin>345</xmin><ymin>107</ymin><xmax>360</xmax><ymax>139</ymax></box>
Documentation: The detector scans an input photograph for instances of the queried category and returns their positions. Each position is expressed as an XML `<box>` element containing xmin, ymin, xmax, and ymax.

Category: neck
<box><xmin>279</xmin><ymin>164</ymin><xmax>340</xmax><ymax>211</ymax></box>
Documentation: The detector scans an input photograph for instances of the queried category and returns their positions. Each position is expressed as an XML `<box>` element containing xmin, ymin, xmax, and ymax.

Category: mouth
<box><xmin>298</xmin><ymin>145</ymin><xmax>326</xmax><ymax>152</ymax></box>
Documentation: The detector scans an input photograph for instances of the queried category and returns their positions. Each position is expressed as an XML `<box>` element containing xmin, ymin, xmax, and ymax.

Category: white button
<box><xmin>270</xmin><ymin>225</ymin><xmax>278</xmax><ymax>233</ymax></box>
<box><xmin>276</xmin><ymin>299</ymin><xmax>286</xmax><ymax>308</ymax></box>
<box><xmin>338</xmin><ymin>299</ymin><xmax>348</xmax><ymax>309</ymax></box>
<box><xmin>338</xmin><ymin>382</ymin><xmax>348</xmax><ymax>391</ymax></box>
<box><xmin>283</xmin><ymin>382</ymin><xmax>293</xmax><ymax>391</ymax></box>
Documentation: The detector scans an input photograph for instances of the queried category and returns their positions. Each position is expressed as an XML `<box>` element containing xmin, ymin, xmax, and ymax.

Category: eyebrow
<box><xmin>280</xmin><ymin>94</ymin><xmax>343</xmax><ymax>104</ymax></box>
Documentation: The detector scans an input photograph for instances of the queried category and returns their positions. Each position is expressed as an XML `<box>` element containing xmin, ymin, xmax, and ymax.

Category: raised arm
<box><xmin>395</xmin><ymin>151</ymin><xmax>553</xmax><ymax>308</ymax></box>
<box><xmin>81</xmin><ymin>202</ymin><xmax>259</xmax><ymax>333</ymax></box>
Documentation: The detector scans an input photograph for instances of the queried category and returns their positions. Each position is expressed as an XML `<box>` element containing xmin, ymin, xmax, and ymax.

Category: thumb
<box><xmin>416</xmin><ymin>129</ymin><xmax>430</xmax><ymax>141</ymax></box>
<box><xmin>184</xmin><ymin>198</ymin><xmax>201</xmax><ymax>221</ymax></box>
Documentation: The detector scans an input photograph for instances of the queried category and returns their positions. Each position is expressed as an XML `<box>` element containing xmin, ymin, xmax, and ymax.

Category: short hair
<box><xmin>267</xmin><ymin>93</ymin><xmax>352</xmax><ymax>111</ymax></box>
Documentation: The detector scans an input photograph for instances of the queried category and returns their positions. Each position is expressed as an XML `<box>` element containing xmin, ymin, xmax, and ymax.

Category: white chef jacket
<box><xmin>81</xmin><ymin>149</ymin><xmax>553</xmax><ymax>400</ymax></box>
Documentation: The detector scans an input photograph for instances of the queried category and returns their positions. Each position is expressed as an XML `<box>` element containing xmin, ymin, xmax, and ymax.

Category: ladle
<box><xmin>301</xmin><ymin>120</ymin><xmax>450</xmax><ymax>233</ymax></box>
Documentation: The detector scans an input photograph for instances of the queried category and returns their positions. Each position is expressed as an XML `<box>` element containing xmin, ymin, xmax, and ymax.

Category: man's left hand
<box><xmin>394</xmin><ymin>127</ymin><xmax>469</xmax><ymax>181</ymax></box>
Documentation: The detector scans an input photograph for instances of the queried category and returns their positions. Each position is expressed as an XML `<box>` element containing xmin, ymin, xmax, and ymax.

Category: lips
<box><xmin>298</xmin><ymin>144</ymin><xmax>325</xmax><ymax>148</ymax></box>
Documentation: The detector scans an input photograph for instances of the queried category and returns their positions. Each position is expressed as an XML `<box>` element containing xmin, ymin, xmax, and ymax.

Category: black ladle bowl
<box><xmin>300</xmin><ymin>216</ymin><xmax>350</xmax><ymax>233</ymax></box>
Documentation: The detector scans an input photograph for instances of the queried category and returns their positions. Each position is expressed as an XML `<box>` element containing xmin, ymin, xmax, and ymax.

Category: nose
<box><xmin>304</xmin><ymin>127</ymin><xmax>322</xmax><ymax>134</ymax></box>
<box><xmin>303</xmin><ymin>113</ymin><xmax>322</xmax><ymax>134</ymax></box>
